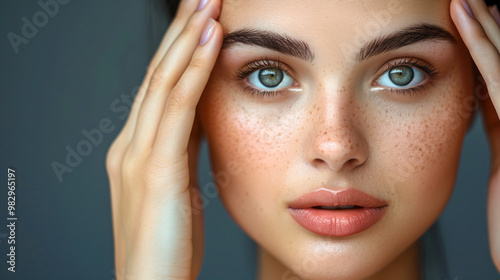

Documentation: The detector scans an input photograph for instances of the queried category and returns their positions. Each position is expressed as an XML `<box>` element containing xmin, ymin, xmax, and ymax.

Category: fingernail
<box><xmin>489</xmin><ymin>5</ymin><xmax>500</xmax><ymax>26</ymax></box>
<box><xmin>197</xmin><ymin>0</ymin><xmax>209</xmax><ymax>11</ymax></box>
<box><xmin>461</xmin><ymin>0</ymin><xmax>475</xmax><ymax>18</ymax></box>
<box><xmin>200</xmin><ymin>18</ymin><xmax>215</xmax><ymax>45</ymax></box>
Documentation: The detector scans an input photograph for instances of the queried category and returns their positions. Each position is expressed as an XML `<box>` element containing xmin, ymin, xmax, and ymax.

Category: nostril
<box><xmin>345</xmin><ymin>158</ymin><xmax>359</xmax><ymax>166</ymax></box>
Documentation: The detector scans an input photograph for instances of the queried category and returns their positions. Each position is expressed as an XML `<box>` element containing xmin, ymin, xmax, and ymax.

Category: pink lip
<box><xmin>288</xmin><ymin>188</ymin><xmax>388</xmax><ymax>237</ymax></box>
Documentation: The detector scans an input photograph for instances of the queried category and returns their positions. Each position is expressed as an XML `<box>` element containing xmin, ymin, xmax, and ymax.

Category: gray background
<box><xmin>0</xmin><ymin>0</ymin><xmax>498</xmax><ymax>279</ymax></box>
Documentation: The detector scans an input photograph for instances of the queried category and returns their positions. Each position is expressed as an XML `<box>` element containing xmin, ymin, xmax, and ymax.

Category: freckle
<box><xmin>245</xmin><ymin>191</ymin><xmax>248</xmax><ymax>196</ymax></box>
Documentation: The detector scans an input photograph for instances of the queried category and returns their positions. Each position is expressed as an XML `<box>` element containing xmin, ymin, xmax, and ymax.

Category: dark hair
<box><xmin>166</xmin><ymin>0</ymin><xmax>181</xmax><ymax>19</ymax></box>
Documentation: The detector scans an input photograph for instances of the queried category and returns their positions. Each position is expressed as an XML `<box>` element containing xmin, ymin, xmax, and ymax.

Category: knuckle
<box><xmin>106</xmin><ymin>139</ymin><xmax>124</xmax><ymax>175</ymax></box>
<box><xmin>189</xmin><ymin>55</ymin><xmax>206</xmax><ymax>70</ymax></box>
<box><xmin>132</xmin><ymin>87</ymin><xmax>146</xmax><ymax>106</ymax></box>
<box><xmin>145</xmin><ymin>64</ymin><xmax>158</xmax><ymax>81</ymax></box>
<box><xmin>148</xmin><ymin>68</ymin><xmax>168</xmax><ymax>90</ymax></box>
<box><xmin>164</xmin><ymin>59</ymin><xmax>205</xmax><ymax>111</ymax></box>
<box><xmin>181</xmin><ymin>19</ymin><xmax>199</xmax><ymax>38</ymax></box>
<box><xmin>168</xmin><ymin>84</ymin><xmax>190</xmax><ymax>109</ymax></box>
<box><xmin>122</xmin><ymin>148</ymin><xmax>141</xmax><ymax>176</ymax></box>
<box><xmin>471</xmin><ymin>31</ymin><xmax>490</xmax><ymax>47</ymax></box>
<box><xmin>147</xmin><ymin>67</ymin><xmax>171</xmax><ymax>94</ymax></box>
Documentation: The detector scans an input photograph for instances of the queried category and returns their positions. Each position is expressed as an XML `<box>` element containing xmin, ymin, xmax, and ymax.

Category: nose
<box><xmin>305</xmin><ymin>91</ymin><xmax>369</xmax><ymax>173</ymax></box>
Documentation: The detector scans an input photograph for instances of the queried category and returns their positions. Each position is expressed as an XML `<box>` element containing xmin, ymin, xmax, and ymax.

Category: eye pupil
<box><xmin>389</xmin><ymin>66</ymin><xmax>414</xmax><ymax>86</ymax></box>
<box><xmin>258</xmin><ymin>67</ymin><xmax>284</xmax><ymax>88</ymax></box>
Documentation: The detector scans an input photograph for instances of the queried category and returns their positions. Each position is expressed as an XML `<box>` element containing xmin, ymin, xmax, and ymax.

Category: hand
<box><xmin>105</xmin><ymin>0</ymin><xmax>222</xmax><ymax>278</ymax></box>
<box><xmin>450</xmin><ymin>0</ymin><xmax>500</xmax><ymax>272</ymax></box>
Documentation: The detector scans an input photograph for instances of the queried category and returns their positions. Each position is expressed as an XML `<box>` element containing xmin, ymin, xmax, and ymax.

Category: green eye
<box><xmin>258</xmin><ymin>68</ymin><xmax>284</xmax><ymax>88</ymax></box>
<box><xmin>248</xmin><ymin>67</ymin><xmax>294</xmax><ymax>90</ymax></box>
<box><xmin>377</xmin><ymin>65</ymin><xmax>424</xmax><ymax>89</ymax></box>
<box><xmin>388</xmin><ymin>66</ymin><xmax>414</xmax><ymax>86</ymax></box>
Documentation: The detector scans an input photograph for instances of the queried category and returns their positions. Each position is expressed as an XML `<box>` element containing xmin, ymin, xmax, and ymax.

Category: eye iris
<box><xmin>258</xmin><ymin>67</ymin><xmax>284</xmax><ymax>88</ymax></box>
<box><xmin>389</xmin><ymin>66</ymin><xmax>414</xmax><ymax>86</ymax></box>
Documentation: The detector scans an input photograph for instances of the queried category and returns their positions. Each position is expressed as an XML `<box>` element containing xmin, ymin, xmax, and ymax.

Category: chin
<box><xmin>280</xmin><ymin>252</ymin><xmax>392</xmax><ymax>280</ymax></box>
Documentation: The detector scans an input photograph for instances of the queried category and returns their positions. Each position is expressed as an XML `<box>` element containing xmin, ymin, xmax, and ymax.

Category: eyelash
<box><xmin>234</xmin><ymin>56</ymin><xmax>440</xmax><ymax>99</ymax></box>
<box><xmin>380</xmin><ymin>57</ymin><xmax>439</xmax><ymax>96</ymax></box>
<box><xmin>234</xmin><ymin>57</ymin><xmax>294</xmax><ymax>99</ymax></box>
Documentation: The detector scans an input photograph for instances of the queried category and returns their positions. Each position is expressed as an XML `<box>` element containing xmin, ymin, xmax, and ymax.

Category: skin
<box><xmin>198</xmin><ymin>0</ymin><xmax>472</xmax><ymax>279</ymax></box>
<box><xmin>105</xmin><ymin>0</ymin><xmax>500</xmax><ymax>279</ymax></box>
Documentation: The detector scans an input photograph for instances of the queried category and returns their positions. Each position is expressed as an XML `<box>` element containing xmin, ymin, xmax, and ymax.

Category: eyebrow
<box><xmin>222</xmin><ymin>23</ymin><xmax>456</xmax><ymax>63</ymax></box>
<box><xmin>222</xmin><ymin>29</ymin><xmax>315</xmax><ymax>62</ymax></box>
<box><xmin>357</xmin><ymin>23</ymin><xmax>456</xmax><ymax>61</ymax></box>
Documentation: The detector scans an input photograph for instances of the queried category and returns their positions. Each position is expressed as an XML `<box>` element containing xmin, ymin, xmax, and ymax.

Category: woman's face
<box><xmin>198</xmin><ymin>0</ymin><xmax>474</xmax><ymax>278</ymax></box>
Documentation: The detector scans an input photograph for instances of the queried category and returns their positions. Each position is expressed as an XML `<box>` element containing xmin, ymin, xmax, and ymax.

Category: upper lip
<box><xmin>288</xmin><ymin>188</ymin><xmax>388</xmax><ymax>209</ymax></box>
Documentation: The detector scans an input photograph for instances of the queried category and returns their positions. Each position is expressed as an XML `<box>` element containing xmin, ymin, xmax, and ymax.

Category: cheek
<box><xmin>199</xmin><ymin>67</ymin><xmax>305</xmax><ymax>175</ymax></box>
<box><xmin>198</xmin><ymin>76</ymin><xmax>301</xmax><ymax>227</ymax></box>
<box><xmin>374</xmin><ymin>71</ymin><xmax>473</xmax><ymax>226</ymax></box>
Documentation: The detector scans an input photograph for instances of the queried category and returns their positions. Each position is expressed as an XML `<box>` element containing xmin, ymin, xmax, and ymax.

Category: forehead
<box><xmin>219</xmin><ymin>0</ymin><xmax>452</xmax><ymax>36</ymax></box>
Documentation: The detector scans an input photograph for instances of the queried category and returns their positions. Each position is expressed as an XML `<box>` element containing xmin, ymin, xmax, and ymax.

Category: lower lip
<box><xmin>288</xmin><ymin>207</ymin><xmax>387</xmax><ymax>237</ymax></box>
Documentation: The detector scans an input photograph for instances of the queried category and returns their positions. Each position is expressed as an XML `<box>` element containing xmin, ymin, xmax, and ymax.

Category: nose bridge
<box><xmin>306</xmin><ymin>83</ymin><xmax>368</xmax><ymax>171</ymax></box>
<box><xmin>314</xmin><ymin>84</ymin><xmax>355</xmax><ymax>140</ymax></box>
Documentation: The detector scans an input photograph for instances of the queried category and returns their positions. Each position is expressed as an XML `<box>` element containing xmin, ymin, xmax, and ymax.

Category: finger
<box><xmin>467</xmin><ymin>0</ymin><xmax>500</xmax><ymax>51</ymax></box>
<box><xmin>487</xmin><ymin>169</ymin><xmax>500</xmax><ymax>272</ymax></box>
<box><xmin>118</xmin><ymin>0</ymin><xmax>203</xmax><ymax>145</ymax></box>
<box><xmin>131</xmin><ymin>0</ymin><xmax>221</xmax><ymax>152</ymax></box>
<box><xmin>483</xmin><ymin>97</ymin><xmax>500</xmax><ymax>170</ymax></box>
<box><xmin>147</xmin><ymin>0</ymin><xmax>202</xmax><ymax>80</ymax></box>
<box><xmin>486</xmin><ymin>99</ymin><xmax>500</xmax><ymax>270</ymax></box>
<box><xmin>151</xmin><ymin>20</ymin><xmax>222</xmax><ymax>163</ymax></box>
<box><xmin>451</xmin><ymin>0</ymin><xmax>500</xmax><ymax>112</ymax></box>
<box><xmin>488</xmin><ymin>5</ymin><xmax>500</xmax><ymax>27</ymax></box>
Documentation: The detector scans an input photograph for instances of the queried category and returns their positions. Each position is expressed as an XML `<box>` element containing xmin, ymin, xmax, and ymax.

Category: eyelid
<box><xmin>375</xmin><ymin>57</ymin><xmax>439</xmax><ymax>80</ymax></box>
<box><xmin>372</xmin><ymin>57</ymin><xmax>439</xmax><ymax>95</ymax></box>
<box><xmin>234</xmin><ymin>56</ymin><xmax>301</xmax><ymax>98</ymax></box>
<box><xmin>234</xmin><ymin>56</ymin><xmax>299</xmax><ymax>81</ymax></box>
